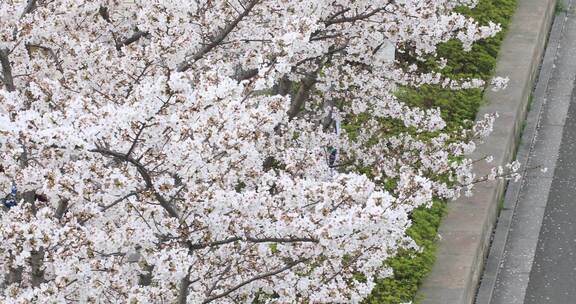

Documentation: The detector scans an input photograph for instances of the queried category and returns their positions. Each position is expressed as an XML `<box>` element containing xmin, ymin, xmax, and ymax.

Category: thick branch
<box><xmin>0</xmin><ymin>48</ymin><xmax>15</xmax><ymax>92</ymax></box>
<box><xmin>177</xmin><ymin>0</ymin><xmax>260</xmax><ymax>72</ymax></box>
<box><xmin>233</xmin><ymin>68</ymin><xmax>258</xmax><ymax>81</ymax></box>
<box><xmin>272</xmin><ymin>76</ymin><xmax>292</xmax><ymax>96</ymax></box>
<box><xmin>30</xmin><ymin>249</ymin><xmax>45</xmax><ymax>287</ymax></box>
<box><xmin>54</xmin><ymin>199</ymin><xmax>69</xmax><ymax>219</ymax></box>
<box><xmin>138</xmin><ymin>264</ymin><xmax>154</xmax><ymax>286</ymax></box>
<box><xmin>116</xmin><ymin>31</ymin><xmax>149</xmax><ymax>51</ymax></box>
<box><xmin>99</xmin><ymin>6</ymin><xmax>111</xmax><ymax>23</ymax></box>
<box><xmin>5</xmin><ymin>267</ymin><xmax>23</xmax><ymax>287</ymax></box>
<box><xmin>287</xmin><ymin>76</ymin><xmax>316</xmax><ymax>119</ymax></box>
<box><xmin>286</xmin><ymin>45</ymin><xmax>346</xmax><ymax>119</ymax></box>
<box><xmin>177</xmin><ymin>267</ymin><xmax>192</xmax><ymax>304</ymax></box>
<box><xmin>21</xmin><ymin>0</ymin><xmax>38</xmax><ymax>18</ymax></box>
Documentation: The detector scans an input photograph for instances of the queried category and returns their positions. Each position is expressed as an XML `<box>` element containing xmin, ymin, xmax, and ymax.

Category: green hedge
<box><xmin>363</xmin><ymin>0</ymin><xmax>517</xmax><ymax>303</ymax></box>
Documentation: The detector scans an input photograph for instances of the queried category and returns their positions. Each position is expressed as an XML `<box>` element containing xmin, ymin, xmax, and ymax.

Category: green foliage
<box><xmin>363</xmin><ymin>0</ymin><xmax>517</xmax><ymax>303</ymax></box>
<box><xmin>364</xmin><ymin>200</ymin><xmax>446</xmax><ymax>304</ymax></box>
<box><xmin>555</xmin><ymin>0</ymin><xmax>568</xmax><ymax>15</ymax></box>
<box><xmin>397</xmin><ymin>0</ymin><xmax>516</xmax><ymax>130</ymax></box>
<box><xmin>396</xmin><ymin>86</ymin><xmax>481</xmax><ymax>131</ymax></box>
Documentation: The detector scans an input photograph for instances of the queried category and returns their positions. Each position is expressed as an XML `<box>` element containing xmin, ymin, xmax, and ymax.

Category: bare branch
<box><xmin>246</xmin><ymin>236</ymin><xmax>318</xmax><ymax>243</ymax></box>
<box><xmin>324</xmin><ymin>7</ymin><xmax>351</xmax><ymax>22</ymax></box>
<box><xmin>187</xmin><ymin>237</ymin><xmax>242</xmax><ymax>251</ymax></box>
<box><xmin>125</xmin><ymin>62</ymin><xmax>153</xmax><ymax>98</ymax></box>
<box><xmin>205</xmin><ymin>263</ymin><xmax>232</xmax><ymax>297</ymax></box>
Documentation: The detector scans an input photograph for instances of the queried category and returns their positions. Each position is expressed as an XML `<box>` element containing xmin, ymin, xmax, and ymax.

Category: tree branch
<box><xmin>99</xmin><ymin>6</ymin><xmax>111</xmax><ymax>23</ymax></box>
<box><xmin>177</xmin><ymin>267</ymin><xmax>192</xmax><ymax>304</ymax></box>
<box><xmin>0</xmin><ymin>48</ymin><xmax>16</xmax><ymax>92</ymax></box>
<box><xmin>246</xmin><ymin>236</ymin><xmax>318</xmax><ymax>243</ymax></box>
<box><xmin>177</xmin><ymin>0</ymin><xmax>260</xmax><ymax>72</ymax></box>
<box><xmin>233</xmin><ymin>67</ymin><xmax>258</xmax><ymax>81</ymax></box>
<box><xmin>21</xmin><ymin>0</ymin><xmax>38</xmax><ymax>18</ymax></box>
<box><xmin>30</xmin><ymin>249</ymin><xmax>45</xmax><ymax>287</ymax></box>
<box><xmin>188</xmin><ymin>236</ymin><xmax>318</xmax><ymax>251</ymax></box>
<box><xmin>26</xmin><ymin>44</ymin><xmax>65</xmax><ymax>74</ymax></box>
<box><xmin>127</xmin><ymin>124</ymin><xmax>147</xmax><ymax>157</ymax></box>
<box><xmin>324</xmin><ymin>8</ymin><xmax>386</xmax><ymax>26</ymax></box>
<box><xmin>54</xmin><ymin>199</ymin><xmax>69</xmax><ymax>219</ymax></box>
<box><xmin>205</xmin><ymin>263</ymin><xmax>232</xmax><ymax>298</ymax></box>
<box><xmin>89</xmin><ymin>147</ymin><xmax>180</xmax><ymax>219</ymax></box>
<box><xmin>202</xmin><ymin>258</ymin><xmax>309</xmax><ymax>304</ymax></box>
<box><xmin>138</xmin><ymin>264</ymin><xmax>154</xmax><ymax>286</ymax></box>
<box><xmin>100</xmin><ymin>192</ymin><xmax>138</xmax><ymax>212</ymax></box>
<box><xmin>116</xmin><ymin>31</ymin><xmax>149</xmax><ymax>51</ymax></box>
<box><xmin>287</xmin><ymin>76</ymin><xmax>316</xmax><ymax>119</ymax></box>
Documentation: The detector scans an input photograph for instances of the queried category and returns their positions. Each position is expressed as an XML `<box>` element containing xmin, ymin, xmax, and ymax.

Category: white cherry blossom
<box><xmin>0</xmin><ymin>0</ymin><xmax>516</xmax><ymax>303</ymax></box>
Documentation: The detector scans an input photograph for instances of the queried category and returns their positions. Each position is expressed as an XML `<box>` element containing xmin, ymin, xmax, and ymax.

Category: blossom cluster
<box><xmin>0</xmin><ymin>0</ymin><xmax>512</xmax><ymax>303</ymax></box>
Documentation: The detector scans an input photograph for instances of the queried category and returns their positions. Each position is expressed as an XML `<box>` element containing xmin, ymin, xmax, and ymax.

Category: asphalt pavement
<box><xmin>524</xmin><ymin>59</ymin><xmax>576</xmax><ymax>303</ymax></box>
<box><xmin>479</xmin><ymin>1</ymin><xmax>576</xmax><ymax>303</ymax></box>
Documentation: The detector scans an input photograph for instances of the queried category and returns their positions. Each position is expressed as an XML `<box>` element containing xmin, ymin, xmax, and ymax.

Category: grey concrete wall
<box><xmin>417</xmin><ymin>0</ymin><xmax>557</xmax><ymax>303</ymax></box>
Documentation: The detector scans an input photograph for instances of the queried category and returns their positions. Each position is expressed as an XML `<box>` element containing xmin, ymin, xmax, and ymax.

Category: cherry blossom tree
<box><xmin>0</xmin><ymin>0</ymin><xmax>513</xmax><ymax>303</ymax></box>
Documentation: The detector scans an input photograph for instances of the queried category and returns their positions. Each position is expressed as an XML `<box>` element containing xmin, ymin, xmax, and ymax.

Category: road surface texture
<box><xmin>477</xmin><ymin>0</ymin><xmax>576</xmax><ymax>303</ymax></box>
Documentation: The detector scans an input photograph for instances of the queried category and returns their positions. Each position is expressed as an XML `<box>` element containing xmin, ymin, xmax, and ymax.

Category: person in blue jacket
<box><xmin>2</xmin><ymin>184</ymin><xmax>17</xmax><ymax>209</ymax></box>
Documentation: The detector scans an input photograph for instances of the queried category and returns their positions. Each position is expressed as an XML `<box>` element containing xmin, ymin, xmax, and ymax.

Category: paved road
<box><xmin>524</xmin><ymin>64</ymin><xmax>576</xmax><ymax>302</ymax></box>
<box><xmin>481</xmin><ymin>1</ymin><xmax>576</xmax><ymax>303</ymax></box>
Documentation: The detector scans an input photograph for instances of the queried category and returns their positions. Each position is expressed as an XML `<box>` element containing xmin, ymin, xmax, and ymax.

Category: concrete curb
<box><xmin>416</xmin><ymin>0</ymin><xmax>557</xmax><ymax>303</ymax></box>
<box><xmin>474</xmin><ymin>0</ymin><xmax>572</xmax><ymax>301</ymax></box>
